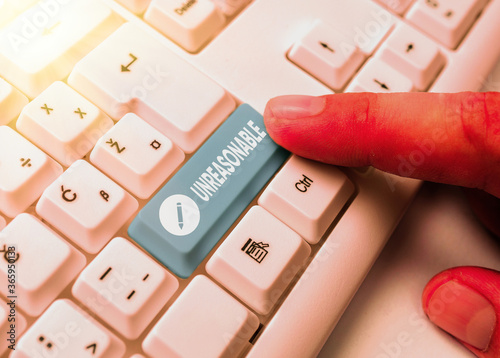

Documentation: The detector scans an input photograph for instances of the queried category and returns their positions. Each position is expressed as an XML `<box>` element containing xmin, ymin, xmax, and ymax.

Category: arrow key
<box><xmin>14</xmin><ymin>299</ymin><xmax>125</xmax><ymax>357</ymax></box>
<box><xmin>288</xmin><ymin>20</ymin><xmax>366</xmax><ymax>90</ymax></box>
<box><xmin>345</xmin><ymin>58</ymin><xmax>414</xmax><ymax>93</ymax></box>
<box><xmin>378</xmin><ymin>22</ymin><xmax>446</xmax><ymax>90</ymax></box>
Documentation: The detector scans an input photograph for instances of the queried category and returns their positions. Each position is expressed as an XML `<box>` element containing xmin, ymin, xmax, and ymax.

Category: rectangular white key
<box><xmin>258</xmin><ymin>155</ymin><xmax>355</xmax><ymax>244</ymax></box>
<box><xmin>68</xmin><ymin>23</ymin><xmax>235</xmax><ymax>153</ymax></box>
<box><xmin>378</xmin><ymin>22</ymin><xmax>446</xmax><ymax>90</ymax></box>
<box><xmin>0</xmin><ymin>214</ymin><xmax>86</xmax><ymax>316</ymax></box>
<box><xmin>90</xmin><ymin>113</ymin><xmax>184</xmax><ymax>199</ymax></box>
<box><xmin>374</xmin><ymin>0</ymin><xmax>414</xmax><ymax>14</ymax></box>
<box><xmin>13</xmin><ymin>299</ymin><xmax>125</xmax><ymax>358</ymax></box>
<box><xmin>0</xmin><ymin>126</ymin><xmax>63</xmax><ymax>217</ymax></box>
<box><xmin>114</xmin><ymin>0</ymin><xmax>152</xmax><ymax>14</ymax></box>
<box><xmin>346</xmin><ymin>58</ymin><xmax>414</xmax><ymax>92</ymax></box>
<box><xmin>143</xmin><ymin>275</ymin><xmax>259</xmax><ymax>358</ymax></box>
<box><xmin>17</xmin><ymin>81</ymin><xmax>114</xmax><ymax>167</ymax></box>
<box><xmin>0</xmin><ymin>297</ymin><xmax>27</xmax><ymax>355</ymax></box>
<box><xmin>210</xmin><ymin>0</ymin><xmax>251</xmax><ymax>16</ymax></box>
<box><xmin>288</xmin><ymin>20</ymin><xmax>366</xmax><ymax>90</ymax></box>
<box><xmin>0</xmin><ymin>78</ymin><xmax>28</xmax><ymax>125</ymax></box>
<box><xmin>73</xmin><ymin>237</ymin><xmax>179</xmax><ymax>339</ymax></box>
<box><xmin>0</xmin><ymin>0</ymin><xmax>122</xmax><ymax>98</ymax></box>
<box><xmin>145</xmin><ymin>0</ymin><xmax>225</xmax><ymax>52</ymax></box>
<box><xmin>406</xmin><ymin>0</ymin><xmax>489</xmax><ymax>49</ymax></box>
<box><xmin>206</xmin><ymin>206</ymin><xmax>311</xmax><ymax>314</ymax></box>
<box><xmin>36</xmin><ymin>160</ymin><xmax>138</xmax><ymax>253</ymax></box>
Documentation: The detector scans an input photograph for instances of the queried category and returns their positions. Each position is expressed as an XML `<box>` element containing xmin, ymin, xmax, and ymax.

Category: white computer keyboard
<box><xmin>0</xmin><ymin>0</ymin><xmax>499</xmax><ymax>357</ymax></box>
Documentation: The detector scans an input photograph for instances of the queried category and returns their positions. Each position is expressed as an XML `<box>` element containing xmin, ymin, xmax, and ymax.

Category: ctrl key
<box><xmin>12</xmin><ymin>299</ymin><xmax>125</xmax><ymax>358</ymax></box>
<box><xmin>143</xmin><ymin>275</ymin><xmax>260</xmax><ymax>358</ymax></box>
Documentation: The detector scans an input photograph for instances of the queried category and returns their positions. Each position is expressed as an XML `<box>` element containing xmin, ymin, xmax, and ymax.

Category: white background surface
<box><xmin>318</xmin><ymin>59</ymin><xmax>500</xmax><ymax>357</ymax></box>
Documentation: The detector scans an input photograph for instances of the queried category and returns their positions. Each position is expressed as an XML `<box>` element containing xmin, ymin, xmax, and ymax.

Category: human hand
<box><xmin>263</xmin><ymin>92</ymin><xmax>500</xmax><ymax>357</ymax></box>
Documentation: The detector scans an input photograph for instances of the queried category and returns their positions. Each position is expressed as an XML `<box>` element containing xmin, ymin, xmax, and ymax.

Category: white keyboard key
<box><xmin>143</xmin><ymin>275</ymin><xmax>259</xmax><ymax>358</ymax></box>
<box><xmin>374</xmin><ymin>0</ymin><xmax>414</xmax><ymax>14</ymax></box>
<box><xmin>0</xmin><ymin>297</ymin><xmax>27</xmax><ymax>355</ymax></box>
<box><xmin>0</xmin><ymin>126</ymin><xmax>63</xmax><ymax>218</ymax></box>
<box><xmin>0</xmin><ymin>214</ymin><xmax>86</xmax><ymax>316</ymax></box>
<box><xmin>258</xmin><ymin>155</ymin><xmax>355</xmax><ymax>244</ymax></box>
<box><xmin>210</xmin><ymin>0</ymin><xmax>251</xmax><ymax>16</ymax></box>
<box><xmin>0</xmin><ymin>0</ymin><xmax>38</xmax><ymax>28</ymax></box>
<box><xmin>346</xmin><ymin>58</ymin><xmax>414</xmax><ymax>92</ymax></box>
<box><xmin>288</xmin><ymin>20</ymin><xmax>366</xmax><ymax>90</ymax></box>
<box><xmin>207</xmin><ymin>206</ymin><xmax>311</xmax><ymax>314</ymax></box>
<box><xmin>68</xmin><ymin>23</ymin><xmax>235</xmax><ymax>153</ymax></box>
<box><xmin>145</xmin><ymin>0</ymin><xmax>225</xmax><ymax>52</ymax></box>
<box><xmin>17</xmin><ymin>81</ymin><xmax>114</xmax><ymax>167</ymax></box>
<box><xmin>406</xmin><ymin>0</ymin><xmax>489</xmax><ymax>49</ymax></box>
<box><xmin>13</xmin><ymin>299</ymin><xmax>125</xmax><ymax>358</ymax></box>
<box><xmin>115</xmin><ymin>0</ymin><xmax>152</xmax><ymax>14</ymax></box>
<box><xmin>73</xmin><ymin>237</ymin><xmax>179</xmax><ymax>339</ymax></box>
<box><xmin>0</xmin><ymin>78</ymin><xmax>28</xmax><ymax>125</ymax></box>
<box><xmin>90</xmin><ymin>113</ymin><xmax>184</xmax><ymax>199</ymax></box>
<box><xmin>0</xmin><ymin>0</ymin><xmax>122</xmax><ymax>98</ymax></box>
<box><xmin>378</xmin><ymin>22</ymin><xmax>446</xmax><ymax>90</ymax></box>
<box><xmin>36</xmin><ymin>160</ymin><xmax>138</xmax><ymax>253</ymax></box>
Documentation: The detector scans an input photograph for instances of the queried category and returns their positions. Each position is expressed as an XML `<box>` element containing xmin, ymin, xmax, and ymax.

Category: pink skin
<box><xmin>263</xmin><ymin>92</ymin><xmax>500</xmax><ymax>357</ymax></box>
<box><xmin>264</xmin><ymin>92</ymin><xmax>500</xmax><ymax>198</ymax></box>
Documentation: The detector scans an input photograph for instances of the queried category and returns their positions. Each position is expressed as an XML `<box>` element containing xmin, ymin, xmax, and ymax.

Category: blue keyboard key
<box><xmin>128</xmin><ymin>104</ymin><xmax>289</xmax><ymax>278</ymax></box>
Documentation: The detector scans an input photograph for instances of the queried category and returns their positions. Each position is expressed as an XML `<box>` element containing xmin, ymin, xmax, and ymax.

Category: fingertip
<box><xmin>422</xmin><ymin>267</ymin><xmax>500</xmax><ymax>357</ymax></box>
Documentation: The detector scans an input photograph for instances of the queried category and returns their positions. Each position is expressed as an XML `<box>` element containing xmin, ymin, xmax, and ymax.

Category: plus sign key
<box><xmin>17</xmin><ymin>81</ymin><xmax>113</xmax><ymax>167</ymax></box>
<box><xmin>0</xmin><ymin>126</ymin><xmax>62</xmax><ymax>218</ymax></box>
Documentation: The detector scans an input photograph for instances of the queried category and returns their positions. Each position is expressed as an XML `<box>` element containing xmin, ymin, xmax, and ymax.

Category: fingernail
<box><xmin>266</xmin><ymin>95</ymin><xmax>326</xmax><ymax>120</ymax></box>
<box><xmin>425</xmin><ymin>280</ymin><xmax>496</xmax><ymax>351</ymax></box>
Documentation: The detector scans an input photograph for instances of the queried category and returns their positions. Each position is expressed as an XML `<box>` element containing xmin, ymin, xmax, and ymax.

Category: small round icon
<box><xmin>159</xmin><ymin>194</ymin><xmax>200</xmax><ymax>236</ymax></box>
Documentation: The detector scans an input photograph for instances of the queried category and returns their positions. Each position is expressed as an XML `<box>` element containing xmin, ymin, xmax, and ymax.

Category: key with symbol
<box><xmin>68</xmin><ymin>22</ymin><xmax>235</xmax><ymax>153</ymax></box>
<box><xmin>145</xmin><ymin>0</ymin><xmax>225</xmax><ymax>53</ymax></box>
<box><xmin>206</xmin><ymin>206</ymin><xmax>311</xmax><ymax>314</ymax></box>
<box><xmin>17</xmin><ymin>81</ymin><xmax>114</xmax><ymax>167</ymax></box>
<box><xmin>0</xmin><ymin>0</ymin><xmax>122</xmax><ymax>98</ymax></box>
<box><xmin>0</xmin><ymin>214</ymin><xmax>86</xmax><ymax>316</ymax></box>
<box><xmin>378</xmin><ymin>22</ymin><xmax>446</xmax><ymax>90</ymax></box>
<box><xmin>36</xmin><ymin>160</ymin><xmax>138</xmax><ymax>253</ymax></box>
<box><xmin>288</xmin><ymin>20</ymin><xmax>366</xmax><ymax>90</ymax></box>
<box><xmin>346</xmin><ymin>58</ymin><xmax>414</xmax><ymax>93</ymax></box>
<box><xmin>72</xmin><ymin>237</ymin><xmax>179</xmax><ymax>339</ymax></box>
<box><xmin>258</xmin><ymin>155</ymin><xmax>355</xmax><ymax>244</ymax></box>
<box><xmin>128</xmin><ymin>104</ymin><xmax>289</xmax><ymax>278</ymax></box>
<box><xmin>90</xmin><ymin>113</ymin><xmax>184</xmax><ymax>199</ymax></box>
<box><xmin>12</xmin><ymin>299</ymin><xmax>125</xmax><ymax>358</ymax></box>
<box><xmin>406</xmin><ymin>0</ymin><xmax>488</xmax><ymax>49</ymax></box>
<box><xmin>0</xmin><ymin>126</ymin><xmax>63</xmax><ymax>218</ymax></box>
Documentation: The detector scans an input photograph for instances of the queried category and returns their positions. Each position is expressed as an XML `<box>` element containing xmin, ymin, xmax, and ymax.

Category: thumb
<box><xmin>263</xmin><ymin>92</ymin><xmax>500</xmax><ymax>198</ymax></box>
<box><xmin>422</xmin><ymin>266</ymin><xmax>500</xmax><ymax>357</ymax></box>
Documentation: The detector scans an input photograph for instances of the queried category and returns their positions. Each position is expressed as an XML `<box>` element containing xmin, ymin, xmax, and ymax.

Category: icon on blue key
<box><xmin>159</xmin><ymin>194</ymin><xmax>200</xmax><ymax>236</ymax></box>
